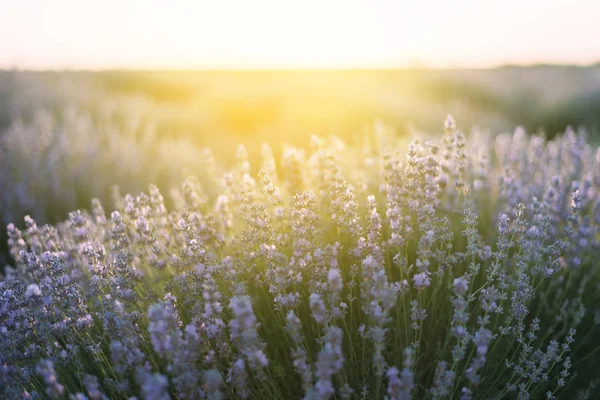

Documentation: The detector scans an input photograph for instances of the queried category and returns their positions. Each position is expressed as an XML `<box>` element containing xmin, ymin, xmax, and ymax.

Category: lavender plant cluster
<box><xmin>0</xmin><ymin>105</ymin><xmax>215</xmax><ymax>249</ymax></box>
<box><xmin>1</xmin><ymin>117</ymin><xmax>600</xmax><ymax>399</ymax></box>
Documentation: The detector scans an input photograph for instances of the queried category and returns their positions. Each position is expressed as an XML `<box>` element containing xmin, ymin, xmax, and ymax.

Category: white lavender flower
<box><xmin>25</xmin><ymin>283</ymin><xmax>42</xmax><ymax>300</ymax></box>
<box><xmin>385</xmin><ymin>348</ymin><xmax>414</xmax><ymax>400</ymax></box>
<box><xmin>413</xmin><ymin>271</ymin><xmax>431</xmax><ymax>289</ymax></box>
<box><xmin>453</xmin><ymin>277</ymin><xmax>469</xmax><ymax>296</ymax></box>
<box><xmin>229</xmin><ymin>293</ymin><xmax>269</xmax><ymax>371</ymax></box>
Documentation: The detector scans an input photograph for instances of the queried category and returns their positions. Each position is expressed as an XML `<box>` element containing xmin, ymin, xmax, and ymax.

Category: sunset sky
<box><xmin>2</xmin><ymin>0</ymin><xmax>599</xmax><ymax>69</ymax></box>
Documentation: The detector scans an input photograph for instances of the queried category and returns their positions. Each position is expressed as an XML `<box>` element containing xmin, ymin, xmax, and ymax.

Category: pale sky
<box><xmin>1</xmin><ymin>0</ymin><xmax>599</xmax><ymax>69</ymax></box>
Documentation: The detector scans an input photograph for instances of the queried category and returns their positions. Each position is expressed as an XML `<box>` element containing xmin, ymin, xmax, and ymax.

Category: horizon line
<box><xmin>3</xmin><ymin>60</ymin><xmax>600</xmax><ymax>73</ymax></box>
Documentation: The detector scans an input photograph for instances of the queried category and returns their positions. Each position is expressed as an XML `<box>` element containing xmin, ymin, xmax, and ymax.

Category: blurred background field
<box><xmin>2</xmin><ymin>65</ymin><xmax>600</xmax><ymax>262</ymax></box>
<box><xmin>4</xmin><ymin>66</ymin><xmax>600</xmax><ymax>148</ymax></box>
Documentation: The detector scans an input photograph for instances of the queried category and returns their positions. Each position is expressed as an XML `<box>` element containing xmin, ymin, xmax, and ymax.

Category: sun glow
<box><xmin>1</xmin><ymin>0</ymin><xmax>600</xmax><ymax>69</ymax></box>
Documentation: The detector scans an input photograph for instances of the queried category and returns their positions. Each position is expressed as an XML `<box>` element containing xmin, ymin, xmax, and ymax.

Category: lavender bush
<box><xmin>1</xmin><ymin>117</ymin><xmax>600</xmax><ymax>399</ymax></box>
<box><xmin>0</xmin><ymin>105</ymin><xmax>218</xmax><ymax>225</ymax></box>
<box><xmin>0</xmin><ymin>103</ymin><xmax>219</xmax><ymax>265</ymax></box>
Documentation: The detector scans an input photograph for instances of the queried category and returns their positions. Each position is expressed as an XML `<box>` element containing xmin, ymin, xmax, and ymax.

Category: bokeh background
<box><xmin>2</xmin><ymin>0</ymin><xmax>600</xmax><ymax>263</ymax></box>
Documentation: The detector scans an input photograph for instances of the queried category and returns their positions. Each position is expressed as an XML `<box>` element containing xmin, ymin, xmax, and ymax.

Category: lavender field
<box><xmin>1</xmin><ymin>71</ymin><xmax>600</xmax><ymax>399</ymax></box>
